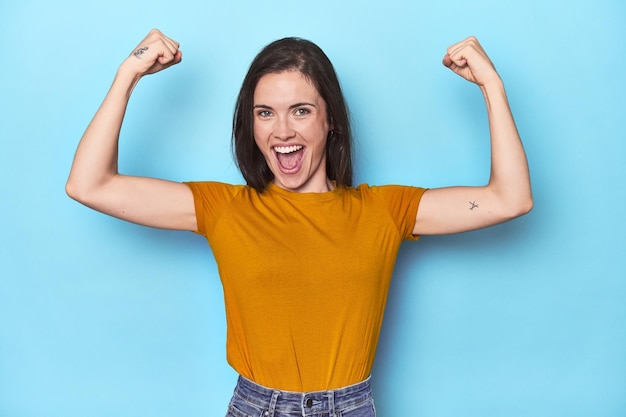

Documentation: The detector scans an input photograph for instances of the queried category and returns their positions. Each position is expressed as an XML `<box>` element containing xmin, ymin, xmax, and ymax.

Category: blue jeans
<box><xmin>226</xmin><ymin>375</ymin><xmax>376</xmax><ymax>417</ymax></box>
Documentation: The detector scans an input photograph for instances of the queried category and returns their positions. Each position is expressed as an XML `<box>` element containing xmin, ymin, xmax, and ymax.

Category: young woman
<box><xmin>67</xmin><ymin>29</ymin><xmax>532</xmax><ymax>417</ymax></box>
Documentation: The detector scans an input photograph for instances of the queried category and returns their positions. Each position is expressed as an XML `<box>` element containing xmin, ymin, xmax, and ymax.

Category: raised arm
<box><xmin>413</xmin><ymin>37</ymin><xmax>532</xmax><ymax>235</ymax></box>
<box><xmin>66</xmin><ymin>29</ymin><xmax>197</xmax><ymax>231</ymax></box>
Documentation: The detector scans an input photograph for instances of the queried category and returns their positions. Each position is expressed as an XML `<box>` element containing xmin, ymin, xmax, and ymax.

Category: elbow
<box><xmin>504</xmin><ymin>193</ymin><xmax>533</xmax><ymax>220</ymax></box>
<box><xmin>65</xmin><ymin>178</ymin><xmax>75</xmax><ymax>197</ymax></box>
<box><xmin>519</xmin><ymin>186</ymin><xmax>534</xmax><ymax>215</ymax></box>
<box><xmin>517</xmin><ymin>196</ymin><xmax>533</xmax><ymax>217</ymax></box>
<box><xmin>65</xmin><ymin>178</ymin><xmax>79</xmax><ymax>201</ymax></box>
<box><xmin>66</xmin><ymin>173</ymin><xmax>116</xmax><ymax>209</ymax></box>
<box><xmin>523</xmin><ymin>195</ymin><xmax>534</xmax><ymax>215</ymax></box>
<box><xmin>65</xmin><ymin>176</ymin><xmax>92</xmax><ymax>205</ymax></box>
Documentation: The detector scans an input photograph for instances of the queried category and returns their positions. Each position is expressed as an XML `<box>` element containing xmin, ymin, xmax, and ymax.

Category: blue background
<box><xmin>1</xmin><ymin>1</ymin><xmax>625</xmax><ymax>416</ymax></box>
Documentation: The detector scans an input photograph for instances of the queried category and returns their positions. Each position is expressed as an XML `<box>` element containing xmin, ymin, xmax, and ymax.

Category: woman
<box><xmin>67</xmin><ymin>29</ymin><xmax>532</xmax><ymax>417</ymax></box>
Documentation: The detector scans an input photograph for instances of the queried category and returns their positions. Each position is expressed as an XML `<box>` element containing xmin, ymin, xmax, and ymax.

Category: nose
<box><xmin>273</xmin><ymin>116</ymin><xmax>296</xmax><ymax>141</ymax></box>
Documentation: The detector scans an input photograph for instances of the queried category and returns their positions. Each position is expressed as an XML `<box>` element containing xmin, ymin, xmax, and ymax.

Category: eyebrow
<box><xmin>253</xmin><ymin>102</ymin><xmax>318</xmax><ymax>110</ymax></box>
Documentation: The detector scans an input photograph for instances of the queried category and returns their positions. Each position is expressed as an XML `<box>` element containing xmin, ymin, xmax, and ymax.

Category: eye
<box><xmin>294</xmin><ymin>108</ymin><xmax>310</xmax><ymax>116</ymax></box>
<box><xmin>257</xmin><ymin>110</ymin><xmax>272</xmax><ymax>118</ymax></box>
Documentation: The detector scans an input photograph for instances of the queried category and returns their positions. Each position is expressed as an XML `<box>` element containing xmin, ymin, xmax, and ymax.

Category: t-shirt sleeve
<box><xmin>184</xmin><ymin>181</ymin><xmax>243</xmax><ymax>238</ymax></box>
<box><xmin>368</xmin><ymin>185</ymin><xmax>427</xmax><ymax>241</ymax></box>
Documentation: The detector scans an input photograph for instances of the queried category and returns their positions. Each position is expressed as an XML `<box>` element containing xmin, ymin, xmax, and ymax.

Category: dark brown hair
<box><xmin>232</xmin><ymin>37</ymin><xmax>353</xmax><ymax>192</ymax></box>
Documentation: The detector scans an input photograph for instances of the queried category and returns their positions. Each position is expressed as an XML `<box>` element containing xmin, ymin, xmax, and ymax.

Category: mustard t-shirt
<box><xmin>185</xmin><ymin>181</ymin><xmax>425</xmax><ymax>392</ymax></box>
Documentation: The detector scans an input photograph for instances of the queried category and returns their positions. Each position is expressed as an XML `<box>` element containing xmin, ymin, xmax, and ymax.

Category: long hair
<box><xmin>232</xmin><ymin>37</ymin><xmax>353</xmax><ymax>192</ymax></box>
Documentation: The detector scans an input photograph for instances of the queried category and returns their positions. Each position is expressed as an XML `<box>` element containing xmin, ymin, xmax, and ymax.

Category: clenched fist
<box><xmin>443</xmin><ymin>36</ymin><xmax>501</xmax><ymax>88</ymax></box>
<box><xmin>121</xmin><ymin>29</ymin><xmax>182</xmax><ymax>78</ymax></box>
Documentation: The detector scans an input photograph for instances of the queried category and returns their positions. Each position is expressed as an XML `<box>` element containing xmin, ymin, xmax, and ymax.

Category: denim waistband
<box><xmin>232</xmin><ymin>375</ymin><xmax>373</xmax><ymax>416</ymax></box>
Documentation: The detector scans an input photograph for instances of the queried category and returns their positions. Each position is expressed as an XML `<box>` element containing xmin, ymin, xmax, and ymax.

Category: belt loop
<box><xmin>328</xmin><ymin>389</ymin><xmax>336</xmax><ymax>417</ymax></box>
<box><xmin>268</xmin><ymin>390</ymin><xmax>280</xmax><ymax>417</ymax></box>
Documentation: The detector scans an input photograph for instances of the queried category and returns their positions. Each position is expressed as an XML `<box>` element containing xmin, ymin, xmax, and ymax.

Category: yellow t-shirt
<box><xmin>185</xmin><ymin>181</ymin><xmax>425</xmax><ymax>392</ymax></box>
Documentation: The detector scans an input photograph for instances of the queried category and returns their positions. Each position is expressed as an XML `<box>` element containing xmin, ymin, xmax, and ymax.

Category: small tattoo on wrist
<box><xmin>133</xmin><ymin>47</ymin><xmax>149</xmax><ymax>58</ymax></box>
<box><xmin>469</xmin><ymin>201</ymin><xmax>479</xmax><ymax>211</ymax></box>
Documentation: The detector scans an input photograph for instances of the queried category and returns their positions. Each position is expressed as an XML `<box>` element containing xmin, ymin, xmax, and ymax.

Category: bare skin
<box><xmin>66</xmin><ymin>30</ymin><xmax>196</xmax><ymax>231</ymax></box>
<box><xmin>253</xmin><ymin>71</ymin><xmax>333</xmax><ymax>193</ymax></box>
<box><xmin>67</xmin><ymin>30</ymin><xmax>531</xmax><ymax>235</ymax></box>
<box><xmin>413</xmin><ymin>36</ymin><xmax>532</xmax><ymax>235</ymax></box>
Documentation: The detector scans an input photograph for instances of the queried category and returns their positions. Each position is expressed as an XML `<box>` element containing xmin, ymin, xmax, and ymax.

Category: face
<box><xmin>253</xmin><ymin>71</ymin><xmax>332</xmax><ymax>193</ymax></box>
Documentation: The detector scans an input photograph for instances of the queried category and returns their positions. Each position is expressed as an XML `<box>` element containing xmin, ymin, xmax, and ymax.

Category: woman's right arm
<box><xmin>66</xmin><ymin>29</ymin><xmax>197</xmax><ymax>231</ymax></box>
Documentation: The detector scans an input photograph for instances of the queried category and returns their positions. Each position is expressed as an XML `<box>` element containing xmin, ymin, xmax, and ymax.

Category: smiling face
<box><xmin>253</xmin><ymin>70</ymin><xmax>332</xmax><ymax>193</ymax></box>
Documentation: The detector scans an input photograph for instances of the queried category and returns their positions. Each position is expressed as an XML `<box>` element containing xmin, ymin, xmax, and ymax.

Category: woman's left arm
<box><xmin>413</xmin><ymin>36</ymin><xmax>533</xmax><ymax>235</ymax></box>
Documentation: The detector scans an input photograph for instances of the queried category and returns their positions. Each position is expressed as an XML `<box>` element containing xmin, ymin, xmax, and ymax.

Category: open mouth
<box><xmin>274</xmin><ymin>145</ymin><xmax>304</xmax><ymax>172</ymax></box>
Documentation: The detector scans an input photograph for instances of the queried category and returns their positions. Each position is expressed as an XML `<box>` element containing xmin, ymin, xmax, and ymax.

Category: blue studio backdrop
<box><xmin>1</xmin><ymin>1</ymin><xmax>625</xmax><ymax>416</ymax></box>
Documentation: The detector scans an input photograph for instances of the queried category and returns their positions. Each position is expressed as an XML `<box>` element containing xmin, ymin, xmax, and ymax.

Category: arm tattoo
<box><xmin>133</xmin><ymin>47</ymin><xmax>149</xmax><ymax>58</ymax></box>
<box><xmin>469</xmin><ymin>201</ymin><xmax>479</xmax><ymax>211</ymax></box>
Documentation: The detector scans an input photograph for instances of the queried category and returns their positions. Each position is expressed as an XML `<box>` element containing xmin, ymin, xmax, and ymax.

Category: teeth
<box><xmin>274</xmin><ymin>145</ymin><xmax>303</xmax><ymax>154</ymax></box>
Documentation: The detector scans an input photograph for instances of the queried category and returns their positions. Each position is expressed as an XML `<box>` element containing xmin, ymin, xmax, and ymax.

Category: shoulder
<box><xmin>184</xmin><ymin>182</ymin><xmax>251</xmax><ymax>237</ymax></box>
<box><xmin>184</xmin><ymin>181</ymin><xmax>250</xmax><ymax>220</ymax></box>
<box><xmin>350</xmin><ymin>184</ymin><xmax>427</xmax><ymax>239</ymax></box>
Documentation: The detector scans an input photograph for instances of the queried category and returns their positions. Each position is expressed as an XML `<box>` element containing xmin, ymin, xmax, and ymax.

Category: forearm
<box><xmin>66</xmin><ymin>66</ymin><xmax>140</xmax><ymax>200</ymax></box>
<box><xmin>481</xmin><ymin>80</ymin><xmax>532</xmax><ymax>214</ymax></box>
<box><xmin>413</xmin><ymin>37</ymin><xmax>532</xmax><ymax>235</ymax></box>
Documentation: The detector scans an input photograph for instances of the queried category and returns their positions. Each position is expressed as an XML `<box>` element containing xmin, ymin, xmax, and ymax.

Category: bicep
<box><xmin>74</xmin><ymin>175</ymin><xmax>197</xmax><ymax>231</ymax></box>
<box><xmin>413</xmin><ymin>186</ymin><xmax>511</xmax><ymax>235</ymax></box>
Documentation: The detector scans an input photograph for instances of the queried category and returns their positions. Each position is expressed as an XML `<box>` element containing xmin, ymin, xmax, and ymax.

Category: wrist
<box><xmin>480</xmin><ymin>77</ymin><xmax>505</xmax><ymax>97</ymax></box>
<box><xmin>114</xmin><ymin>62</ymin><xmax>143</xmax><ymax>96</ymax></box>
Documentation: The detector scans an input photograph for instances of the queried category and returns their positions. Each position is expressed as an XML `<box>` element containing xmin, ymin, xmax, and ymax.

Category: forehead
<box><xmin>254</xmin><ymin>71</ymin><xmax>322</xmax><ymax>104</ymax></box>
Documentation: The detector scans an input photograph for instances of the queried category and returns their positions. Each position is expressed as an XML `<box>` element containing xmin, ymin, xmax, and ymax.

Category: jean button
<box><xmin>305</xmin><ymin>398</ymin><xmax>313</xmax><ymax>408</ymax></box>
